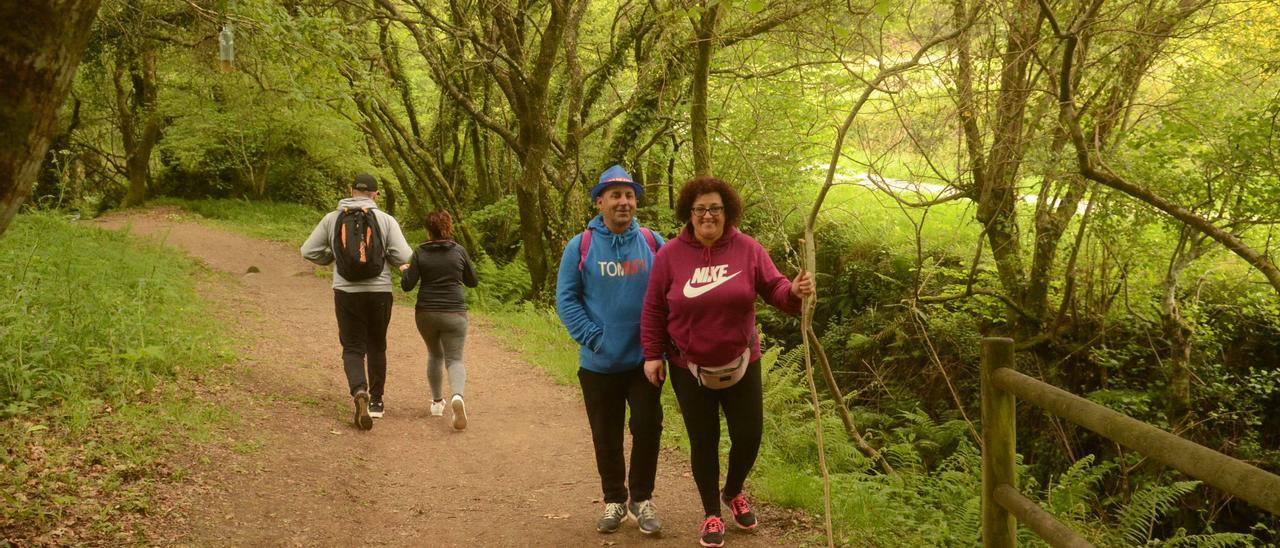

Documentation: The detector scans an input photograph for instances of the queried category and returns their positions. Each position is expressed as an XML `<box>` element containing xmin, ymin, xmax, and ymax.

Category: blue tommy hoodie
<box><xmin>556</xmin><ymin>216</ymin><xmax>665</xmax><ymax>373</ymax></box>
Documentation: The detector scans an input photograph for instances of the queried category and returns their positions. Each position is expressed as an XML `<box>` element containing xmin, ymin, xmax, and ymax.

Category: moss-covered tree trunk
<box><xmin>690</xmin><ymin>2</ymin><xmax>719</xmax><ymax>177</ymax></box>
<box><xmin>116</xmin><ymin>49</ymin><xmax>161</xmax><ymax>208</ymax></box>
<box><xmin>0</xmin><ymin>0</ymin><xmax>101</xmax><ymax>237</ymax></box>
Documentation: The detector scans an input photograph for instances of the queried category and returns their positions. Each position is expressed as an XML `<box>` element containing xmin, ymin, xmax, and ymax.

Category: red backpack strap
<box><xmin>577</xmin><ymin>229</ymin><xmax>592</xmax><ymax>271</ymax></box>
<box><xmin>639</xmin><ymin>227</ymin><xmax>658</xmax><ymax>253</ymax></box>
<box><xmin>580</xmin><ymin>227</ymin><xmax>657</xmax><ymax>271</ymax></box>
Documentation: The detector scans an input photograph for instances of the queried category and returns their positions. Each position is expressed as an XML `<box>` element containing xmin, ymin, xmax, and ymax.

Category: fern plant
<box><xmin>1114</xmin><ymin>480</ymin><xmax>1201</xmax><ymax>545</ymax></box>
<box><xmin>1048</xmin><ymin>454</ymin><xmax>1118</xmax><ymax>522</ymax></box>
<box><xmin>1159</xmin><ymin>531</ymin><xmax>1255</xmax><ymax>547</ymax></box>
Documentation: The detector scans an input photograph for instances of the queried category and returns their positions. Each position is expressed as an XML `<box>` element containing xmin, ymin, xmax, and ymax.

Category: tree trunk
<box><xmin>361</xmin><ymin>116</ymin><xmax>428</xmax><ymax>222</ymax></box>
<box><xmin>0</xmin><ymin>0</ymin><xmax>102</xmax><ymax>237</ymax></box>
<box><xmin>605</xmin><ymin>6</ymin><xmax>810</xmax><ymax>164</ymax></box>
<box><xmin>558</xmin><ymin>0</ymin><xmax>588</xmax><ymax>203</ymax></box>
<box><xmin>977</xmin><ymin>1</ymin><xmax>1041</xmax><ymax>331</ymax></box>
<box><xmin>253</xmin><ymin>156</ymin><xmax>270</xmax><ymax>198</ymax></box>
<box><xmin>668</xmin><ymin>135</ymin><xmax>679</xmax><ymax>208</ymax></box>
<box><xmin>469</xmin><ymin>121</ymin><xmax>493</xmax><ymax>202</ymax></box>
<box><xmin>121</xmin><ymin>49</ymin><xmax>160</xmax><ymax>207</ymax></box>
<box><xmin>497</xmin><ymin>0</ymin><xmax>572</xmax><ymax>298</ymax></box>
<box><xmin>690</xmin><ymin>2</ymin><xmax>719</xmax><ymax>177</ymax></box>
<box><xmin>515</xmin><ymin>150</ymin><xmax>551</xmax><ymax>296</ymax></box>
<box><xmin>1162</xmin><ymin>285</ymin><xmax>1193</xmax><ymax>426</ymax></box>
<box><xmin>383</xmin><ymin>183</ymin><xmax>396</xmax><ymax>216</ymax></box>
<box><xmin>1161</xmin><ymin>233</ymin><xmax>1210</xmax><ymax>427</ymax></box>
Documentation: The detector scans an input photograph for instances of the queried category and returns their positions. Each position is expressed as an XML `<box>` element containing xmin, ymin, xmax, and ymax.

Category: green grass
<box><xmin>0</xmin><ymin>212</ymin><xmax>235</xmax><ymax>543</ymax></box>
<box><xmin>150</xmin><ymin>197</ymin><xmax>326</xmax><ymax>243</ymax></box>
<box><xmin>796</xmin><ymin>181</ymin><xmax>985</xmax><ymax>258</ymax></box>
<box><xmin>472</xmin><ymin>304</ymin><xmax>580</xmax><ymax>385</ymax></box>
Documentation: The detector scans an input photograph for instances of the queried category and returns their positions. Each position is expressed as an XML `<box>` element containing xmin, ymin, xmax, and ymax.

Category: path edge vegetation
<box><xmin>1</xmin><ymin>212</ymin><xmax>239</xmax><ymax>544</ymax></box>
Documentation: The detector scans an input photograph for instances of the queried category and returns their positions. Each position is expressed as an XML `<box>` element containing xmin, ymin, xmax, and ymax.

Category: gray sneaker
<box><xmin>596</xmin><ymin>502</ymin><xmax>628</xmax><ymax>533</ymax></box>
<box><xmin>628</xmin><ymin>499</ymin><xmax>663</xmax><ymax>535</ymax></box>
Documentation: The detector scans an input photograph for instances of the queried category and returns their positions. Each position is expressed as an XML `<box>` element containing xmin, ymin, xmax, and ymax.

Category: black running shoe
<box><xmin>353</xmin><ymin>390</ymin><xmax>373</xmax><ymax>430</ymax></box>
<box><xmin>368</xmin><ymin>399</ymin><xmax>384</xmax><ymax>418</ymax></box>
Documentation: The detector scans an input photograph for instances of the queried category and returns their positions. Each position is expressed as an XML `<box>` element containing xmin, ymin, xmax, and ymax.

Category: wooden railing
<box><xmin>980</xmin><ymin>337</ymin><xmax>1280</xmax><ymax>547</ymax></box>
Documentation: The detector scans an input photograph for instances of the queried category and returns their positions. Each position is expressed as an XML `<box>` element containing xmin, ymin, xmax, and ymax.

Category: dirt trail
<box><xmin>98</xmin><ymin>209</ymin><xmax>814</xmax><ymax>547</ymax></box>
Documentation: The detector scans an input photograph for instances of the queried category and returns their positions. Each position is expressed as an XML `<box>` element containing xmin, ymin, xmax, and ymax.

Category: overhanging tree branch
<box><xmin>374</xmin><ymin>0</ymin><xmax>520</xmax><ymax>153</ymax></box>
<box><xmin>1042</xmin><ymin>0</ymin><xmax>1280</xmax><ymax>295</ymax></box>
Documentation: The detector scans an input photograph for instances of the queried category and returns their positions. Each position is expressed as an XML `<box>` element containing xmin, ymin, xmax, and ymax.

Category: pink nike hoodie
<box><xmin>641</xmin><ymin>225</ymin><xmax>801</xmax><ymax>369</ymax></box>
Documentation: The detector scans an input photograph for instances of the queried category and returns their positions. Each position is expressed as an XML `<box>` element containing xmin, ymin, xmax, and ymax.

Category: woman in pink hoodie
<box><xmin>640</xmin><ymin>176</ymin><xmax>813</xmax><ymax>547</ymax></box>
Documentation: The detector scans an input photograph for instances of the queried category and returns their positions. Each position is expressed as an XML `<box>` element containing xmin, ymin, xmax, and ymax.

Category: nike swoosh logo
<box><xmin>683</xmin><ymin>271</ymin><xmax>741</xmax><ymax>298</ymax></box>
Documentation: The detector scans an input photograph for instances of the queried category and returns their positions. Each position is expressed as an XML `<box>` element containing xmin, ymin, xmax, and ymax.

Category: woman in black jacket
<box><xmin>400</xmin><ymin>209</ymin><xmax>479</xmax><ymax>430</ymax></box>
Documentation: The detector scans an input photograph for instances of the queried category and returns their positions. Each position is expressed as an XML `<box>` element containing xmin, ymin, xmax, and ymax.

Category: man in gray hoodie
<box><xmin>301</xmin><ymin>173</ymin><xmax>412</xmax><ymax>430</ymax></box>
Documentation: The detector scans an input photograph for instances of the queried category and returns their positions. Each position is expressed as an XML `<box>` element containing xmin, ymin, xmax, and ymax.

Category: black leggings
<box><xmin>669</xmin><ymin>359</ymin><xmax>763</xmax><ymax>516</ymax></box>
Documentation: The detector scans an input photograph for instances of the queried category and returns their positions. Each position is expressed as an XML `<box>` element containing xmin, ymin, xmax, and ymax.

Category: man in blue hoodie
<box><xmin>556</xmin><ymin>165</ymin><xmax>666</xmax><ymax>536</ymax></box>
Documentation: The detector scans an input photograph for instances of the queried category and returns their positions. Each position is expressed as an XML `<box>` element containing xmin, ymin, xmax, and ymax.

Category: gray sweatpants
<box><xmin>414</xmin><ymin>310</ymin><xmax>468</xmax><ymax>400</ymax></box>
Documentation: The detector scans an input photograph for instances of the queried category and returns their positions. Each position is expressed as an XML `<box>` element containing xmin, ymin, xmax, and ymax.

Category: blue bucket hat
<box><xmin>590</xmin><ymin>165</ymin><xmax>643</xmax><ymax>201</ymax></box>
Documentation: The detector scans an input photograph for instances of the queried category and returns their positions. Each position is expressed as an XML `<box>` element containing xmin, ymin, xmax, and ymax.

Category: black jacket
<box><xmin>401</xmin><ymin>240</ymin><xmax>478</xmax><ymax>311</ymax></box>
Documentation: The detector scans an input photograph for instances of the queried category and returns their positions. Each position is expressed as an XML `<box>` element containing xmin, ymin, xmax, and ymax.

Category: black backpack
<box><xmin>332</xmin><ymin>207</ymin><xmax>386</xmax><ymax>280</ymax></box>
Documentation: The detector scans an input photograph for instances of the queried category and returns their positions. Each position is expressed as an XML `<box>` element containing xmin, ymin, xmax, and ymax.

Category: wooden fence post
<box><xmin>982</xmin><ymin>337</ymin><xmax>1017</xmax><ymax>548</ymax></box>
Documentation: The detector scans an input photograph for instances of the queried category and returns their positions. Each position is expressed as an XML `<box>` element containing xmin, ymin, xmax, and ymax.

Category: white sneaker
<box><xmin>430</xmin><ymin>399</ymin><xmax>445</xmax><ymax>417</ymax></box>
<box><xmin>450</xmin><ymin>394</ymin><xmax>467</xmax><ymax>430</ymax></box>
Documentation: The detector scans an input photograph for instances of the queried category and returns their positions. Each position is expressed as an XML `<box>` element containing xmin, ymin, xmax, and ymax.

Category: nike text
<box><xmin>683</xmin><ymin>265</ymin><xmax>741</xmax><ymax>298</ymax></box>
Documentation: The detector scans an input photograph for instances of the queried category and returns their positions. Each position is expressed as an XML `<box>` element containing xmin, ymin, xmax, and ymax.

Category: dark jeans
<box><xmin>670</xmin><ymin>359</ymin><xmax>763</xmax><ymax>516</ymax></box>
<box><xmin>578</xmin><ymin>366</ymin><xmax>663</xmax><ymax>504</ymax></box>
<box><xmin>334</xmin><ymin>290</ymin><xmax>393</xmax><ymax>398</ymax></box>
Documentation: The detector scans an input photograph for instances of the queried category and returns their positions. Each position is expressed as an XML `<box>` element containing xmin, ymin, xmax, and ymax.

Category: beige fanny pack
<box><xmin>687</xmin><ymin>347</ymin><xmax>751</xmax><ymax>390</ymax></box>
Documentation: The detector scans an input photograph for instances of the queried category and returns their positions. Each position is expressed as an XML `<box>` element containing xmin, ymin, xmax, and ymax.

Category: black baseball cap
<box><xmin>352</xmin><ymin>173</ymin><xmax>378</xmax><ymax>192</ymax></box>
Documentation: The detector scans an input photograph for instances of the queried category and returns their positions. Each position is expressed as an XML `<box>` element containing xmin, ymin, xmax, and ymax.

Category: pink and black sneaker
<box><xmin>699</xmin><ymin>515</ymin><xmax>726</xmax><ymax>547</ymax></box>
<box><xmin>721</xmin><ymin>491</ymin><xmax>758</xmax><ymax>530</ymax></box>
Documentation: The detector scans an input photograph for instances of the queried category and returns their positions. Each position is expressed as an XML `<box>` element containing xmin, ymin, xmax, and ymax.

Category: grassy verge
<box><xmin>149</xmin><ymin>197</ymin><xmax>324</xmax><ymax>243</ymax></box>
<box><xmin>471</xmin><ymin>304</ymin><xmax>578</xmax><ymax>385</ymax></box>
<box><xmin>1</xmin><ymin>212</ymin><xmax>235</xmax><ymax>544</ymax></box>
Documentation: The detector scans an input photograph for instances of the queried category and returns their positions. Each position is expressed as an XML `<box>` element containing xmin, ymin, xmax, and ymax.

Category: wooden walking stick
<box><xmin>799</xmin><ymin>236</ymin><xmax>835</xmax><ymax>548</ymax></box>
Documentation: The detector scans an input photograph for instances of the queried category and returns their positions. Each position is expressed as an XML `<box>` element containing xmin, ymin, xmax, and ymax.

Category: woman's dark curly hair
<box><xmin>675</xmin><ymin>176</ymin><xmax>743</xmax><ymax>228</ymax></box>
<box><xmin>424</xmin><ymin>209</ymin><xmax>454</xmax><ymax>240</ymax></box>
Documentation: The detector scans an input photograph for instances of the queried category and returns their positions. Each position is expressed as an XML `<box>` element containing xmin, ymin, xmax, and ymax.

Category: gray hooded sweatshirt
<box><xmin>300</xmin><ymin>196</ymin><xmax>413</xmax><ymax>292</ymax></box>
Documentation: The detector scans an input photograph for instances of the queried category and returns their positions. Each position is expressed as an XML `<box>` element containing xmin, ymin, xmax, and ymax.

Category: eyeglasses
<box><xmin>691</xmin><ymin>205</ymin><xmax>724</xmax><ymax>217</ymax></box>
